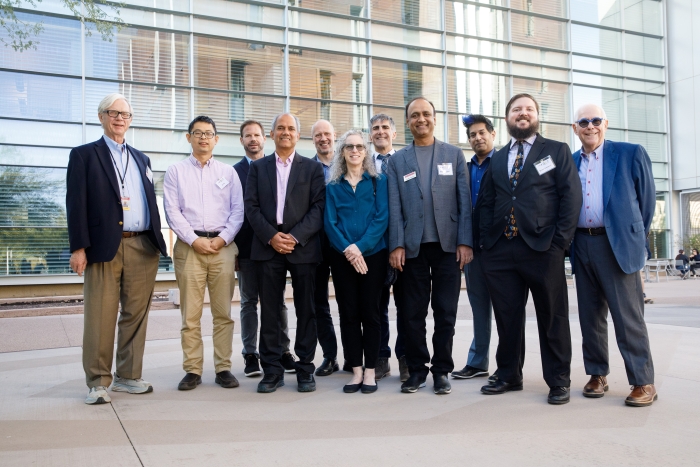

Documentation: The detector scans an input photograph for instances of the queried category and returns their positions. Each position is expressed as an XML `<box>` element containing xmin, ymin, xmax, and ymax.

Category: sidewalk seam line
<box><xmin>111</xmin><ymin>403</ymin><xmax>145</xmax><ymax>467</ymax></box>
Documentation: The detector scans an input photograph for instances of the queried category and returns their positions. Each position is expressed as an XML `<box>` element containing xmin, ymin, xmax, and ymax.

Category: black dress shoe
<box><xmin>178</xmin><ymin>373</ymin><xmax>202</xmax><ymax>391</ymax></box>
<box><xmin>243</xmin><ymin>354</ymin><xmax>261</xmax><ymax>377</ymax></box>
<box><xmin>433</xmin><ymin>374</ymin><xmax>452</xmax><ymax>395</ymax></box>
<box><xmin>480</xmin><ymin>379</ymin><xmax>523</xmax><ymax>395</ymax></box>
<box><xmin>548</xmin><ymin>386</ymin><xmax>570</xmax><ymax>405</ymax></box>
<box><xmin>314</xmin><ymin>358</ymin><xmax>339</xmax><ymax>376</ymax></box>
<box><xmin>281</xmin><ymin>352</ymin><xmax>297</xmax><ymax>373</ymax></box>
<box><xmin>343</xmin><ymin>382</ymin><xmax>363</xmax><ymax>393</ymax></box>
<box><xmin>401</xmin><ymin>373</ymin><xmax>427</xmax><ymax>393</ymax></box>
<box><xmin>257</xmin><ymin>374</ymin><xmax>284</xmax><ymax>393</ymax></box>
<box><xmin>361</xmin><ymin>383</ymin><xmax>378</xmax><ymax>394</ymax></box>
<box><xmin>215</xmin><ymin>370</ymin><xmax>239</xmax><ymax>388</ymax></box>
<box><xmin>297</xmin><ymin>369</ymin><xmax>316</xmax><ymax>392</ymax></box>
<box><xmin>451</xmin><ymin>365</ymin><xmax>489</xmax><ymax>379</ymax></box>
<box><xmin>375</xmin><ymin>357</ymin><xmax>391</xmax><ymax>380</ymax></box>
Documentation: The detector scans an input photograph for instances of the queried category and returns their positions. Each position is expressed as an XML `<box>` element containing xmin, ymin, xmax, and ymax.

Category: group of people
<box><xmin>67</xmin><ymin>91</ymin><xmax>658</xmax><ymax>409</ymax></box>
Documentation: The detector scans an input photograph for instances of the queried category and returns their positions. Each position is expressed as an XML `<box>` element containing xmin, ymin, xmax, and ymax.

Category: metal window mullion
<box><xmin>81</xmin><ymin>3</ymin><xmax>86</xmax><ymax>144</ymax></box>
<box><xmin>441</xmin><ymin>0</ymin><xmax>448</xmax><ymax>142</ymax></box>
<box><xmin>567</xmin><ymin>1</ymin><xmax>574</xmax><ymax>146</ymax></box>
<box><xmin>189</xmin><ymin>0</ymin><xmax>195</xmax><ymax>121</ymax></box>
<box><xmin>284</xmin><ymin>2</ymin><xmax>290</xmax><ymax>112</ymax></box>
<box><xmin>367</xmin><ymin>0</ymin><xmax>373</xmax><ymax>119</ymax></box>
<box><xmin>507</xmin><ymin>7</ymin><xmax>513</xmax><ymax>97</ymax></box>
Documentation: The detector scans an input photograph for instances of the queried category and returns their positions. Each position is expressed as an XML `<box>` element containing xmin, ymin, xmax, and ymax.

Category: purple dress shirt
<box><xmin>275</xmin><ymin>152</ymin><xmax>294</xmax><ymax>225</ymax></box>
<box><xmin>577</xmin><ymin>141</ymin><xmax>605</xmax><ymax>228</ymax></box>
<box><xmin>163</xmin><ymin>155</ymin><xmax>244</xmax><ymax>246</ymax></box>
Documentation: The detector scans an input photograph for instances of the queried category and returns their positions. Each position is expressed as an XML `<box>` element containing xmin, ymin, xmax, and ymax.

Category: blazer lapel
<box><xmin>404</xmin><ymin>143</ymin><xmax>422</xmax><ymax>196</ymax></box>
<box><xmin>285</xmin><ymin>152</ymin><xmax>303</xmax><ymax>200</ymax></box>
<box><xmin>265</xmin><ymin>154</ymin><xmax>278</xmax><ymax>205</ymax></box>
<box><xmin>515</xmin><ymin>134</ymin><xmax>545</xmax><ymax>186</ymax></box>
<box><xmin>573</xmin><ymin>149</ymin><xmax>582</xmax><ymax>170</ymax></box>
<box><xmin>431</xmin><ymin>139</ymin><xmax>445</xmax><ymax>187</ymax></box>
<box><xmin>602</xmin><ymin>140</ymin><xmax>618</xmax><ymax>211</ymax></box>
<box><xmin>94</xmin><ymin>137</ymin><xmax>121</xmax><ymax>199</ymax></box>
<box><xmin>492</xmin><ymin>144</ymin><xmax>510</xmax><ymax>189</ymax></box>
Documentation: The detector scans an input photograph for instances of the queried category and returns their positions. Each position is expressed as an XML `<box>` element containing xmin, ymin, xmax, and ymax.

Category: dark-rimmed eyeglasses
<box><xmin>190</xmin><ymin>130</ymin><xmax>216</xmax><ymax>139</ymax></box>
<box><xmin>575</xmin><ymin>117</ymin><xmax>606</xmax><ymax>128</ymax></box>
<box><xmin>103</xmin><ymin>110</ymin><xmax>133</xmax><ymax>119</ymax></box>
<box><xmin>343</xmin><ymin>144</ymin><xmax>366</xmax><ymax>152</ymax></box>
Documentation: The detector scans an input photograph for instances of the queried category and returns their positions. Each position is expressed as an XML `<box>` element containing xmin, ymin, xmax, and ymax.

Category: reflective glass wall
<box><xmin>0</xmin><ymin>0</ymin><xmax>670</xmax><ymax>277</ymax></box>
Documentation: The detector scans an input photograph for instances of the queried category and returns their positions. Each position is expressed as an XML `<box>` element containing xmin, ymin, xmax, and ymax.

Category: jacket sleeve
<box><xmin>66</xmin><ymin>147</ymin><xmax>90</xmax><ymax>252</ymax></box>
<box><xmin>455</xmin><ymin>147</ymin><xmax>473</xmax><ymax>247</ymax></box>
<box><xmin>355</xmin><ymin>175</ymin><xmax>389</xmax><ymax>254</ymax></box>
<box><xmin>289</xmin><ymin>161</ymin><xmax>326</xmax><ymax>246</ymax></box>
<box><xmin>244</xmin><ymin>161</ymin><xmax>279</xmax><ymax>245</ymax></box>
<box><xmin>387</xmin><ymin>156</ymin><xmax>405</xmax><ymax>251</ymax></box>
<box><xmin>552</xmin><ymin>143</ymin><xmax>583</xmax><ymax>249</ymax></box>
<box><xmin>323</xmin><ymin>184</ymin><xmax>352</xmax><ymax>252</ymax></box>
<box><xmin>633</xmin><ymin>145</ymin><xmax>656</xmax><ymax>236</ymax></box>
<box><xmin>477</xmin><ymin>164</ymin><xmax>495</xmax><ymax>249</ymax></box>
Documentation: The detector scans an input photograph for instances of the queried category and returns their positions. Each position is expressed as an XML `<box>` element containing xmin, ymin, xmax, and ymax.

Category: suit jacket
<box><xmin>467</xmin><ymin>157</ymin><xmax>491</xmax><ymax>250</ymax></box>
<box><xmin>244</xmin><ymin>152</ymin><xmax>326</xmax><ymax>263</ymax></box>
<box><xmin>66</xmin><ymin>137</ymin><xmax>167</xmax><ymax>264</ymax></box>
<box><xmin>478</xmin><ymin>133</ymin><xmax>582</xmax><ymax>252</ymax></box>
<box><xmin>233</xmin><ymin>157</ymin><xmax>254</xmax><ymax>259</ymax></box>
<box><xmin>386</xmin><ymin>139</ymin><xmax>472</xmax><ymax>259</ymax></box>
<box><xmin>571</xmin><ymin>140</ymin><xmax>655</xmax><ymax>274</ymax></box>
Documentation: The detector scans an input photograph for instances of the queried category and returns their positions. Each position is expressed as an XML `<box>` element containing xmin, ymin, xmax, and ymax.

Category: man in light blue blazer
<box><xmin>571</xmin><ymin>104</ymin><xmax>657</xmax><ymax>407</ymax></box>
<box><xmin>386</xmin><ymin>97</ymin><xmax>473</xmax><ymax>395</ymax></box>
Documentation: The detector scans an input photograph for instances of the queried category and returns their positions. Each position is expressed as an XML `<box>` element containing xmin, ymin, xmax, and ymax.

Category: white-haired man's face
<box><xmin>573</xmin><ymin>104</ymin><xmax>608</xmax><ymax>152</ymax></box>
<box><xmin>98</xmin><ymin>98</ymin><xmax>132</xmax><ymax>143</ymax></box>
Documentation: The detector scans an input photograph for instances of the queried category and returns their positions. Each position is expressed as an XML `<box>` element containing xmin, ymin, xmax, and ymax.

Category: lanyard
<box><xmin>110</xmin><ymin>145</ymin><xmax>130</xmax><ymax>191</ymax></box>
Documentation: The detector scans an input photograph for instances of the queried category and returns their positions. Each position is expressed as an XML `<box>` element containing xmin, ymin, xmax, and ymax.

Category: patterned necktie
<box><xmin>376</xmin><ymin>154</ymin><xmax>388</xmax><ymax>174</ymax></box>
<box><xmin>504</xmin><ymin>141</ymin><xmax>524</xmax><ymax>239</ymax></box>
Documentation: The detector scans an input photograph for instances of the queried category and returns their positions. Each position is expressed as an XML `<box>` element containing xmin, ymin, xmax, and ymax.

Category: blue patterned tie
<box><xmin>504</xmin><ymin>141</ymin><xmax>524</xmax><ymax>239</ymax></box>
<box><xmin>376</xmin><ymin>154</ymin><xmax>388</xmax><ymax>174</ymax></box>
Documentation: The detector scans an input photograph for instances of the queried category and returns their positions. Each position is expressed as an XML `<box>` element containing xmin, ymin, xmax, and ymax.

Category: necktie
<box><xmin>504</xmin><ymin>141</ymin><xmax>524</xmax><ymax>239</ymax></box>
<box><xmin>376</xmin><ymin>154</ymin><xmax>388</xmax><ymax>174</ymax></box>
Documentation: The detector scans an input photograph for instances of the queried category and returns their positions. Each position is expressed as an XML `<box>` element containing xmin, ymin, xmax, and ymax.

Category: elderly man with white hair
<box><xmin>570</xmin><ymin>103</ymin><xmax>657</xmax><ymax>407</ymax></box>
<box><xmin>66</xmin><ymin>93</ymin><xmax>167</xmax><ymax>405</ymax></box>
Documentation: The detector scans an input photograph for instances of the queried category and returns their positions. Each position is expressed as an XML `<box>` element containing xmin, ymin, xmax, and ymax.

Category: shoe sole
<box><xmin>625</xmin><ymin>394</ymin><xmax>658</xmax><ymax>407</ymax></box>
<box><xmin>178</xmin><ymin>378</ymin><xmax>202</xmax><ymax>391</ymax></box>
<box><xmin>85</xmin><ymin>396</ymin><xmax>110</xmax><ymax>405</ymax></box>
<box><xmin>361</xmin><ymin>386</ymin><xmax>378</xmax><ymax>394</ymax></box>
<box><xmin>284</xmin><ymin>368</ymin><xmax>297</xmax><ymax>374</ymax></box>
<box><xmin>548</xmin><ymin>397</ymin><xmax>570</xmax><ymax>405</ymax></box>
<box><xmin>481</xmin><ymin>384</ymin><xmax>523</xmax><ymax>395</ymax></box>
<box><xmin>434</xmin><ymin>387</ymin><xmax>452</xmax><ymax>395</ymax></box>
<box><xmin>111</xmin><ymin>383</ymin><xmax>153</xmax><ymax>394</ymax></box>
<box><xmin>582</xmin><ymin>386</ymin><xmax>609</xmax><ymax>398</ymax></box>
<box><xmin>375</xmin><ymin>371</ymin><xmax>391</xmax><ymax>381</ymax></box>
<box><xmin>298</xmin><ymin>384</ymin><xmax>316</xmax><ymax>392</ymax></box>
<box><xmin>314</xmin><ymin>366</ymin><xmax>339</xmax><ymax>377</ymax></box>
<box><xmin>215</xmin><ymin>377</ymin><xmax>240</xmax><ymax>388</ymax></box>
<box><xmin>401</xmin><ymin>381</ymin><xmax>426</xmax><ymax>393</ymax></box>
<box><xmin>451</xmin><ymin>371</ymin><xmax>489</xmax><ymax>379</ymax></box>
<box><xmin>257</xmin><ymin>380</ymin><xmax>285</xmax><ymax>393</ymax></box>
<box><xmin>244</xmin><ymin>370</ymin><xmax>262</xmax><ymax>377</ymax></box>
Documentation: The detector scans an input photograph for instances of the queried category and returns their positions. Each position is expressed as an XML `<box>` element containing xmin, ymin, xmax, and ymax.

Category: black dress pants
<box><xmin>329</xmin><ymin>248</ymin><xmax>387</xmax><ymax>369</ymax></box>
<box><xmin>257</xmin><ymin>254</ymin><xmax>317</xmax><ymax>376</ymax></box>
<box><xmin>315</xmin><ymin>233</ymin><xmax>338</xmax><ymax>360</ymax></box>
<box><xmin>482</xmin><ymin>235</ymin><xmax>572</xmax><ymax>388</ymax></box>
<box><xmin>402</xmin><ymin>242</ymin><xmax>462</xmax><ymax>377</ymax></box>
<box><xmin>378</xmin><ymin>274</ymin><xmax>406</xmax><ymax>359</ymax></box>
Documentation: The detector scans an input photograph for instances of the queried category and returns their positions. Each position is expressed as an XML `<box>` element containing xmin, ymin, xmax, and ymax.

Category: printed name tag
<box><xmin>121</xmin><ymin>196</ymin><xmax>131</xmax><ymax>211</ymax></box>
<box><xmin>404</xmin><ymin>171</ymin><xmax>417</xmax><ymax>182</ymax></box>
<box><xmin>534</xmin><ymin>156</ymin><xmax>556</xmax><ymax>175</ymax></box>
<box><xmin>146</xmin><ymin>167</ymin><xmax>153</xmax><ymax>184</ymax></box>
<box><xmin>216</xmin><ymin>177</ymin><xmax>229</xmax><ymax>189</ymax></box>
<box><xmin>437</xmin><ymin>163</ymin><xmax>453</xmax><ymax>176</ymax></box>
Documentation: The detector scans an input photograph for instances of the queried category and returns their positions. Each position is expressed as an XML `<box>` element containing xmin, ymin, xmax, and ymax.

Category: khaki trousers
<box><xmin>173</xmin><ymin>238</ymin><xmax>238</xmax><ymax>374</ymax></box>
<box><xmin>83</xmin><ymin>235</ymin><xmax>160</xmax><ymax>388</ymax></box>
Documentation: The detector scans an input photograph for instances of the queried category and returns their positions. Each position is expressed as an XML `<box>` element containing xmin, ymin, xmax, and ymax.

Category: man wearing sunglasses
<box><xmin>570</xmin><ymin>104</ymin><xmax>657</xmax><ymax>407</ymax></box>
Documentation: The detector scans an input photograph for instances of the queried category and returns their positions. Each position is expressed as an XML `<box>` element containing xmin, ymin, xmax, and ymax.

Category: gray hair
<box><xmin>98</xmin><ymin>93</ymin><xmax>133</xmax><ymax>115</ymax></box>
<box><xmin>328</xmin><ymin>129</ymin><xmax>377</xmax><ymax>183</ymax></box>
<box><xmin>369</xmin><ymin>113</ymin><xmax>396</xmax><ymax>132</ymax></box>
<box><xmin>574</xmin><ymin>104</ymin><xmax>608</xmax><ymax>122</ymax></box>
<box><xmin>270</xmin><ymin>113</ymin><xmax>301</xmax><ymax>134</ymax></box>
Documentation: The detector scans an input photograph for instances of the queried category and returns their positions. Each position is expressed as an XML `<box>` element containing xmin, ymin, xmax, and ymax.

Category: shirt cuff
<box><xmin>183</xmin><ymin>231</ymin><xmax>199</xmax><ymax>246</ymax></box>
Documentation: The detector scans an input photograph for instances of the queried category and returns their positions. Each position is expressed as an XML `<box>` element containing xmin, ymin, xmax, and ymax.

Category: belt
<box><xmin>122</xmin><ymin>231</ymin><xmax>145</xmax><ymax>238</ymax></box>
<box><xmin>194</xmin><ymin>230</ymin><xmax>220</xmax><ymax>238</ymax></box>
<box><xmin>577</xmin><ymin>227</ymin><xmax>606</xmax><ymax>236</ymax></box>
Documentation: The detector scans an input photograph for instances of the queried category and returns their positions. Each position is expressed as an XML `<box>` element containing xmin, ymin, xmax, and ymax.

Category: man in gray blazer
<box><xmin>386</xmin><ymin>97</ymin><xmax>473</xmax><ymax>395</ymax></box>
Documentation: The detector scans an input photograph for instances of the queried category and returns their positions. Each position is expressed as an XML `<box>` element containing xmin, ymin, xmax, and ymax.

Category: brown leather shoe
<box><xmin>625</xmin><ymin>384</ymin><xmax>657</xmax><ymax>407</ymax></box>
<box><xmin>583</xmin><ymin>375</ymin><xmax>608</xmax><ymax>398</ymax></box>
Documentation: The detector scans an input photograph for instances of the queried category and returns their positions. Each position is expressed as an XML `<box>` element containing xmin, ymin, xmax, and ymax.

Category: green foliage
<box><xmin>0</xmin><ymin>0</ymin><xmax>124</xmax><ymax>52</ymax></box>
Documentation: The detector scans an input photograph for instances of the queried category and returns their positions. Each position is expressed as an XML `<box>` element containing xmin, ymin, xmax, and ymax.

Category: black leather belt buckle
<box><xmin>194</xmin><ymin>230</ymin><xmax>220</xmax><ymax>238</ymax></box>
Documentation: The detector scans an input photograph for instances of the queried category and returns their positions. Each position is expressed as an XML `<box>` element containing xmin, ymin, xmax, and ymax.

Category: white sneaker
<box><xmin>111</xmin><ymin>373</ymin><xmax>153</xmax><ymax>394</ymax></box>
<box><xmin>85</xmin><ymin>386</ymin><xmax>111</xmax><ymax>405</ymax></box>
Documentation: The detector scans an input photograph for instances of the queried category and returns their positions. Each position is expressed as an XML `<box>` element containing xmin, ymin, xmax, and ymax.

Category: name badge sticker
<box><xmin>146</xmin><ymin>167</ymin><xmax>154</xmax><ymax>184</ymax></box>
<box><xmin>403</xmin><ymin>171</ymin><xmax>417</xmax><ymax>182</ymax></box>
<box><xmin>437</xmin><ymin>163</ymin><xmax>453</xmax><ymax>176</ymax></box>
<box><xmin>534</xmin><ymin>156</ymin><xmax>556</xmax><ymax>175</ymax></box>
<box><xmin>121</xmin><ymin>196</ymin><xmax>131</xmax><ymax>211</ymax></box>
<box><xmin>216</xmin><ymin>177</ymin><xmax>230</xmax><ymax>189</ymax></box>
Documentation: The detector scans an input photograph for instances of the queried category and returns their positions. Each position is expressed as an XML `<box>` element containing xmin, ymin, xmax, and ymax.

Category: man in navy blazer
<box><xmin>66</xmin><ymin>93</ymin><xmax>167</xmax><ymax>405</ymax></box>
<box><xmin>571</xmin><ymin>104</ymin><xmax>657</xmax><ymax>407</ymax></box>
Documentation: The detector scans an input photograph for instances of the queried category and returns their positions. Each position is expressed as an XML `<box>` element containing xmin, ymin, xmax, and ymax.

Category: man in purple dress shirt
<box><xmin>164</xmin><ymin>116</ymin><xmax>244</xmax><ymax>391</ymax></box>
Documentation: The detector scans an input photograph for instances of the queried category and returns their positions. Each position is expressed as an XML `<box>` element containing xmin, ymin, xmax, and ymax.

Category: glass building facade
<box><xmin>0</xmin><ymin>0</ymin><xmax>669</xmax><ymax>278</ymax></box>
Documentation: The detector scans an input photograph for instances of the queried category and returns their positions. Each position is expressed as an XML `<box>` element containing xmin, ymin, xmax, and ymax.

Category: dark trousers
<box><xmin>402</xmin><ymin>242</ymin><xmax>461</xmax><ymax>377</ymax></box>
<box><xmin>379</xmin><ymin>273</ymin><xmax>406</xmax><ymax>359</ymax></box>
<box><xmin>330</xmin><ymin>249</ymin><xmax>387</xmax><ymax>369</ymax></box>
<box><xmin>315</xmin><ymin>245</ymin><xmax>338</xmax><ymax>359</ymax></box>
<box><xmin>482</xmin><ymin>235</ymin><xmax>572</xmax><ymax>388</ymax></box>
<box><xmin>256</xmin><ymin>254</ymin><xmax>317</xmax><ymax>376</ymax></box>
<box><xmin>574</xmin><ymin>232</ymin><xmax>654</xmax><ymax>385</ymax></box>
<box><xmin>465</xmin><ymin>251</ymin><xmax>493</xmax><ymax>371</ymax></box>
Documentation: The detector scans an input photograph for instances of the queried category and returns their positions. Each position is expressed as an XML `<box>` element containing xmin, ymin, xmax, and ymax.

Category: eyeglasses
<box><xmin>190</xmin><ymin>130</ymin><xmax>216</xmax><ymax>139</ymax></box>
<box><xmin>343</xmin><ymin>144</ymin><xmax>366</xmax><ymax>152</ymax></box>
<box><xmin>575</xmin><ymin>117</ymin><xmax>605</xmax><ymax>128</ymax></box>
<box><xmin>103</xmin><ymin>110</ymin><xmax>133</xmax><ymax>119</ymax></box>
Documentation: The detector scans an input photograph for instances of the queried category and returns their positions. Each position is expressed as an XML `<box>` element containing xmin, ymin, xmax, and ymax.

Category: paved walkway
<box><xmin>1</xmin><ymin>279</ymin><xmax>699</xmax><ymax>466</ymax></box>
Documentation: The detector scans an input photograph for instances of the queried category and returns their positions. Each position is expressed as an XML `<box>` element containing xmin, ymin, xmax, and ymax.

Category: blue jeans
<box><xmin>465</xmin><ymin>252</ymin><xmax>492</xmax><ymax>371</ymax></box>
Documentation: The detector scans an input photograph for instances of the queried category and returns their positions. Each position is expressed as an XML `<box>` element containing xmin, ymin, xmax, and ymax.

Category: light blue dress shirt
<box><xmin>103</xmin><ymin>135</ymin><xmax>151</xmax><ymax>232</ymax></box>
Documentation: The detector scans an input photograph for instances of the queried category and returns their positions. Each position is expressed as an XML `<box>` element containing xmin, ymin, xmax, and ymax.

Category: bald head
<box><xmin>573</xmin><ymin>104</ymin><xmax>609</xmax><ymax>154</ymax></box>
<box><xmin>312</xmin><ymin>119</ymin><xmax>336</xmax><ymax>163</ymax></box>
<box><xmin>575</xmin><ymin>104</ymin><xmax>607</xmax><ymax>121</ymax></box>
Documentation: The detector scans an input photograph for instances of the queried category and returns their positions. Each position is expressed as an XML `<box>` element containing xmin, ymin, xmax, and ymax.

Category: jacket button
<box><xmin>119</xmin><ymin>221</ymin><xmax>123</xmax><ymax>225</ymax></box>
<box><xmin>504</xmin><ymin>216</ymin><xmax>508</xmax><ymax>220</ymax></box>
<box><xmin>512</xmin><ymin>196</ymin><xmax>516</xmax><ymax>200</ymax></box>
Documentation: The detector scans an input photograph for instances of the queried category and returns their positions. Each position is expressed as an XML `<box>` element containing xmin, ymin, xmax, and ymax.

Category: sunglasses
<box><xmin>575</xmin><ymin>117</ymin><xmax>606</xmax><ymax>128</ymax></box>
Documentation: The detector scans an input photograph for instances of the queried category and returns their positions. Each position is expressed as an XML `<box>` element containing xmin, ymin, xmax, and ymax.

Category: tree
<box><xmin>1</xmin><ymin>0</ymin><xmax>124</xmax><ymax>52</ymax></box>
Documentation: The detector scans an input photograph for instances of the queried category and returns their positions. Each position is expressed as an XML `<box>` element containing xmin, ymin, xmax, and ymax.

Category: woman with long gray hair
<box><xmin>325</xmin><ymin>129</ymin><xmax>388</xmax><ymax>393</ymax></box>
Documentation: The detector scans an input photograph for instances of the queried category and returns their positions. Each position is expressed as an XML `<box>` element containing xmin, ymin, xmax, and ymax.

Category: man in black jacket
<box><xmin>478</xmin><ymin>93</ymin><xmax>582</xmax><ymax>405</ymax></box>
<box><xmin>245</xmin><ymin>113</ymin><xmax>326</xmax><ymax>393</ymax></box>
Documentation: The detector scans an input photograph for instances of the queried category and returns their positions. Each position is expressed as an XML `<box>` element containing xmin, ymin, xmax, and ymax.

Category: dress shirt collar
<box><xmin>341</xmin><ymin>171</ymin><xmax>371</xmax><ymax>183</ymax></box>
<box><xmin>509</xmin><ymin>134</ymin><xmax>537</xmax><ymax>150</ymax></box>
<box><xmin>275</xmin><ymin>152</ymin><xmax>294</xmax><ymax>166</ymax></box>
<box><xmin>315</xmin><ymin>154</ymin><xmax>331</xmax><ymax>168</ymax></box>
<box><xmin>471</xmin><ymin>149</ymin><xmax>494</xmax><ymax>166</ymax></box>
<box><xmin>245</xmin><ymin>155</ymin><xmax>253</xmax><ymax>165</ymax></box>
<box><xmin>581</xmin><ymin>140</ymin><xmax>604</xmax><ymax>160</ymax></box>
<box><xmin>103</xmin><ymin>134</ymin><xmax>127</xmax><ymax>153</ymax></box>
<box><xmin>188</xmin><ymin>154</ymin><xmax>213</xmax><ymax>168</ymax></box>
<box><xmin>373</xmin><ymin>148</ymin><xmax>396</xmax><ymax>158</ymax></box>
